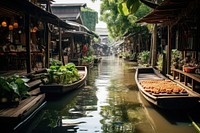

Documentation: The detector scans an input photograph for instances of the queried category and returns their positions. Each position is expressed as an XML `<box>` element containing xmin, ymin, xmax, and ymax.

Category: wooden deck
<box><xmin>0</xmin><ymin>69</ymin><xmax>47</xmax><ymax>131</ymax></box>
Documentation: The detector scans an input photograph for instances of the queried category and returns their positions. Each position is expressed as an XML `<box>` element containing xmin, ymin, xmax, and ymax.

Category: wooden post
<box><xmin>25</xmin><ymin>14</ymin><xmax>31</xmax><ymax>73</ymax></box>
<box><xmin>167</xmin><ymin>25</ymin><xmax>172</xmax><ymax>74</ymax></box>
<box><xmin>45</xmin><ymin>23</ymin><xmax>50</xmax><ymax>68</ymax></box>
<box><xmin>58</xmin><ymin>27</ymin><xmax>62</xmax><ymax>61</ymax></box>
<box><xmin>151</xmin><ymin>24</ymin><xmax>157</xmax><ymax>67</ymax></box>
<box><xmin>71</xmin><ymin>36</ymin><xmax>75</xmax><ymax>59</ymax></box>
<box><xmin>58</xmin><ymin>27</ymin><xmax>65</xmax><ymax>65</ymax></box>
<box><xmin>44</xmin><ymin>1</ymin><xmax>50</xmax><ymax>68</ymax></box>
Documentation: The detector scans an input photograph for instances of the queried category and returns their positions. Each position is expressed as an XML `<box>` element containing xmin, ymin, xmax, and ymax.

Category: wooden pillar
<box><xmin>151</xmin><ymin>24</ymin><xmax>157</xmax><ymax>67</ymax></box>
<box><xmin>71</xmin><ymin>36</ymin><xmax>75</xmax><ymax>59</ymax></box>
<box><xmin>58</xmin><ymin>27</ymin><xmax>62</xmax><ymax>61</ymax></box>
<box><xmin>167</xmin><ymin>25</ymin><xmax>172</xmax><ymax>74</ymax></box>
<box><xmin>45</xmin><ymin>23</ymin><xmax>50</xmax><ymax>68</ymax></box>
<box><xmin>58</xmin><ymin>27</ymin><xmax>65</xmax><ymax>65</ymax></box>
<box><xmin>25</xmin><ymin>14</ymin><xmax>31</xmax><ymax>73</ymax></box>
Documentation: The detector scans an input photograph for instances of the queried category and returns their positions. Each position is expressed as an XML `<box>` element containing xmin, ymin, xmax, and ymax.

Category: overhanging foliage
<box><xmin>81</xmin><ymin>7</ymin><xmax>98</xmax><ymax>31</ymax></box>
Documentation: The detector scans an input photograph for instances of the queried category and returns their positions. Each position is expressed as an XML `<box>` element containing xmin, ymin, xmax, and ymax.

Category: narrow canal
<box><xmin>18</xmin><ymin>56</ymin><xmax>200</xmax><ymax>133</ymax></box>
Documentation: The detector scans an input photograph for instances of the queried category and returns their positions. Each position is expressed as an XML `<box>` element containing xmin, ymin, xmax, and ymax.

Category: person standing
<box><xmin>82</xmin><ymin>44</ymin><xmax>88</xmax><ymax>56</ymax></box>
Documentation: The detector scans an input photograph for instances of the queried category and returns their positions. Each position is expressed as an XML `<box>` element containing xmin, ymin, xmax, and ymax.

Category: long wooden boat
<box><xmin>135</xmin><ymin>67</ymin><xmax>200</xmax><ymax>109</ymax></box>
<box><xmin>40</xmin><ymin>66</ymin><xmax>87</xmax><ymax>94</ymax></box>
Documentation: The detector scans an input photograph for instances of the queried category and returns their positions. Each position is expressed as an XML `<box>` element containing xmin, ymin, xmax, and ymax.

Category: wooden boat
<box><xmin>135</xmin><ymin>67</ymin><xmax>200</xmax><ymax>109</ymax></box>
<box><xmin>40</xmin><ymin>66</ymin><xmax>87</xmax><ymax>94</ymax></box>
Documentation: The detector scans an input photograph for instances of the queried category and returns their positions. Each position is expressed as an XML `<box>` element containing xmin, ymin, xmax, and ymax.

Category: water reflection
<box><xmin>19</xmin><ymin>56</ymin><xmax>154</xmax><ymax>133</ymax></box>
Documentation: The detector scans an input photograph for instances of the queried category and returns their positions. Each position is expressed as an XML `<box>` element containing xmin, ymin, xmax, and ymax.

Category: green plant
<box><xmin>88</xmin><ymin>46</ymin><xmax>94</xmax><ymax>56</ymax></box>
<box><xmin>82</xmin><ymin>56</ymin><xmax>94</xmax><ymax>63</ymax></box>
<box><xmin>157</xmin><ymin>54</ymin><xmax>163</xmax><ymax>71</ymax></box>
<box><xmin>122</xmin><ymin>52</ymin><xmax>131</xmax><ymax>59</ymax></box>
<box><xmin>0</xmin><ymin>75</ymin><xmax>30</xmax><ymax>103</ymax></box>
<box><xmin>171</xmin><ymin>49</ymin><xmax>183</xmax><ymax>69</ymax></box>
<box><xmin>137</xmin><ymin>51</ymin><xmax>150</xmax><ymax>66</ymax></box>
<box><xmin>44</xmin><ymin>63</ymin><xmax>80</xmax><ymax>84</ymax></box>
<box><xmin>50</xmin><ymin>58</ymin><xmax>62</xmax><ymax>66</ymax></box>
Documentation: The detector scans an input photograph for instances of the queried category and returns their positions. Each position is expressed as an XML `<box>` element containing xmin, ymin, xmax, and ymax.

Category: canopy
<box><xmin>137</xmin><ymin>0</ymin><xmax>193</xmax><ymax>24</ymax></box>
<box><xmin>0</xmin><ymin>0</ymin><xmax>72</xmax><ymax>29</ymax></box>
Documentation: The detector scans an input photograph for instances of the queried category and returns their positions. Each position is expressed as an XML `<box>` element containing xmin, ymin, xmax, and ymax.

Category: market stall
<box><xmin>0</xmin><ymin>0</ymin><xmax>72</xmax><ymax>73</ymax></box>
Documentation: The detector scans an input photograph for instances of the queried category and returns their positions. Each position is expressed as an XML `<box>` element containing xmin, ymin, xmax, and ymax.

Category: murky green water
<box><xmin>17</xmin><ymin>56</ymin><xmax>199</xmax><ymax>133</ymax></box>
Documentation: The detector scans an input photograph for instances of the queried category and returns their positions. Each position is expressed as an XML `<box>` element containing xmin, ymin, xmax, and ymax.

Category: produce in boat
<box><xmin>42</xmin><ymin>63</ymin><xmax>81</xmax><ymax>85</ymax></box>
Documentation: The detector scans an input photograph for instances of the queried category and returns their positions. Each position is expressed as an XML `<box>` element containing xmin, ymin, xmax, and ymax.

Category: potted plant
<box><xmin>171</xmin><ymin>49</ymin><xmax>183</xmax><ymax>70</ymax></box>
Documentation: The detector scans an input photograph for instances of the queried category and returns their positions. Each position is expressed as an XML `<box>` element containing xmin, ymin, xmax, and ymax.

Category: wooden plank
<box><xmin>29</xmin><ymin>88</ymin><xmax>41</xmax><ymax>96</ymax></box>
<box><xmin>27</xmin><ymin>79</ymin><xmax>42</xmax><ymax>89</ymax></box>
<box><xmin>13</xmin><ymin>95</ymin><xmax>45</xmax><ymax>120</ymax></box>
<box><xmin>0</xmin><ymin>94</ymin><xmax>45</xmax><ymax>118</ymax></box>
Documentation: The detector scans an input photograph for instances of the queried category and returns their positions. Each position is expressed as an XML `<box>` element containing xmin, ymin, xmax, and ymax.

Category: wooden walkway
<box><xmin>0</xmin><ymin>69</ymin><xmax>47</xmax><ymax>131</ymax></box>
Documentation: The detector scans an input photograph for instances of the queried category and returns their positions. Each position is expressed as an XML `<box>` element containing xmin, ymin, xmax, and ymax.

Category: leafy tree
<box><xmin>100</xmin><ymin>0</ymin><xmax>151</xmax><ymax>39</ymax></box>
<box><xmin>81</xmin><ymin>7</ymin><xmax>98</xmax><ymax>31</ymax></box>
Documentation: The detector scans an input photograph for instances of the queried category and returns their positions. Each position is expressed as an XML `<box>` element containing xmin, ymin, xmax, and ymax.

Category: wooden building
<box><xmin>51</xmin><ymin>3</ymin><xmax>86</xmax><ymax>24</ymax></box>
<box><xmin>50</xmin><ymin>3</ymin><xmax>99</xmax><ymax>65</ymax></box>
<box><xmin>0</xmin><ymin>0</ymin><xmax>72</xmax><ymax>73</ymax></box>
<box><xmin>137</xmin><ymin>0</ymin><xmax>200</xmax><ymax>93</ymax></box>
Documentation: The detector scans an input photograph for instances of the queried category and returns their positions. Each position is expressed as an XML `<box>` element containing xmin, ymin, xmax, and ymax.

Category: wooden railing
<box><xmin>171</xmin><ymin>68</ymin><xmax>200</xmax><ymax>91</ymax></box>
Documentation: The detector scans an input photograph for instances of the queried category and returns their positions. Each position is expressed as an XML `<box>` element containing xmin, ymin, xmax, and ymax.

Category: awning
<box><xmin>0</xmin><ymin>0</ymin><xmax>72</xmax><ymax>29</ymax></box>
<box><xmin>136</xmin><ymin>0</ymin><xmax>192</xmax><ymax>24</ymax></box>
<box><xmin>62</xmin><ymin>30</ymin><xmax>99</xmax><ymax>38</ymax></box>
<box><xmin>63</xmin><ymin>30</ymin><xmax>90</xmax><ymax>36</ymax></box>
<box><xmin>65</xmin><ymin>20</ymin><xmax>99</xmax><ymax>38</ymax></box>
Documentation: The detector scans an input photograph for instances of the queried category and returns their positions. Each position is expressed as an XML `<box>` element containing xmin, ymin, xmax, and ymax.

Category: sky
<box><xmin>53</xmin><ymin>0</ymin><xmax>107</xmax><ymax>28</ymax></box>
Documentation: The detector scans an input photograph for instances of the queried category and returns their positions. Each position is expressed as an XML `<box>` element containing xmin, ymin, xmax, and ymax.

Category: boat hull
<box><xmin>135</xmin><ymin>67</ymin><xmax>200</xmax><ymax>109</ymax></box>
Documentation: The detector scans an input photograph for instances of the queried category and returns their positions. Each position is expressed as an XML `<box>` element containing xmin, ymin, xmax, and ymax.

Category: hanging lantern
<box><xmin>1</xmin><ymin>21</ymin><xmax>7</xmax><ymax>27</ymax></box>
<box><xmin>13</xmin><ymin>22</ymin><xmax>19</xmax><ymax>28</ymax></box>
<box><xmin>32</xmin><ymin>26</ymin><xmax>38</xmax><ymax>32</ymax></box>
<box><xmin>9</xmin><ymin>25</ymin><xmax>14</xmax><ymax>30</ymax></box>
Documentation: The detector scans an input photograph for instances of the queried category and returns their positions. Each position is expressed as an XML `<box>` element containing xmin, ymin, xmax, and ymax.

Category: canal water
<box><xmin>18</xmin><ymin>56</ymin><xmax>199</xmax><ymax>133</ymax></box>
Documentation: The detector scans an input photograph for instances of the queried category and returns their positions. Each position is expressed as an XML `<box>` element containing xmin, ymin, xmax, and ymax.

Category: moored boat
<box><xmin>135</xmin><ymin>67</ymin><xmax>200</xmax><ymax>109</ymax></box>
<box><xmin>40</xmin><ymin>66</ymin><xmax>87</xmax><ymax>94</ymax></box>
